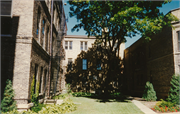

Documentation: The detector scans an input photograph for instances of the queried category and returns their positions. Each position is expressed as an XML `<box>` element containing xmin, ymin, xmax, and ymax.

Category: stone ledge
<box><xmin>17</xmin><ymin>103</ymin><xmax>33</xmax><ymax>111</ymax></box>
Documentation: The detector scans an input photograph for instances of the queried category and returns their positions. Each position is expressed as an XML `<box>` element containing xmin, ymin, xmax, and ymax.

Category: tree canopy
<box><xmin>69</xmin><ymin>0</ymin><xmax>178</xmax><ymax>56</ymax></box>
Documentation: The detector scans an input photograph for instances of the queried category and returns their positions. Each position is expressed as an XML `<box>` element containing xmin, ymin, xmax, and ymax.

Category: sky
<box><xmin>63</xmin><ymin>1</ymin><xmax>180</xmax><ymax>48</ymax></box>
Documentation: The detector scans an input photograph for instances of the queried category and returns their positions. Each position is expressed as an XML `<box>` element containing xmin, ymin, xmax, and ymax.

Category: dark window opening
<box><xmin>177</xmin><ymin>31</ymin><xmax>180</xmax><ymax>51</ymax></box>
<box><xmin>36</xmin><ymin>7</ymin><xmax>41</xmax><ymax>36</ymax></box>
<box><xmin>1</xmin><ymin>1</ymin><xmax>12</xmax><ymax>16</ymax></box>
<box><xmin>39</xmin><ymin>67</ymin><xmax>43</xmax><ymax>93</ymax></box>
<box><xmin>97</xmin><ymin>59</ymin><xmax>101</xmax><ymax>70</ymax></box>
<box><xmin>82</xmin><ymin>59</ymin><xmax>87</xmax><ymax>70</ymax></box>
<box><xmin>34</xmin><ymin>64</ymin><xmax>38</xmax><ymax>94</ymax></box>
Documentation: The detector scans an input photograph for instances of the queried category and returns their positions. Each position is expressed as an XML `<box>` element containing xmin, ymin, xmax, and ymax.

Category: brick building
<box><xmin>124</xmin><ymin>8</ymin><xmax>180</xmax><ymax>99</ymax></box>
<box><xmin>1</xmin><ymin>0</ymin><xmax>67</xmax><ymax>109</ymax></box>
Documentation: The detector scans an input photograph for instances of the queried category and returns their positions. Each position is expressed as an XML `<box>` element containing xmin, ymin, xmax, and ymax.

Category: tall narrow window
<box><xmin>42</xmin><ymin>19</ymin><xmax>45</xmax><ymax>47</ymax></box>
<box><xmin>80</xmin><ymin>42</ymin><xmax>83</xmax><ymax>50</ymax></box>
<box><xmin>65</xmin><ymin>41</ymin><xmax>68</xmax><ymax>50</ymax></box>
<box><xmin>37</xmin><ymin>7</ymin><xmax>41</xmax><ymax>36</ymax></box>
<box><xmin>85</xmin><ymin>42</ymin><xmax>87</xmax><ymax>50</ymax></box>
<box><xmin>43</xmin><ymin>69</ymin><xmax>47</xmax><ymax>92</ymax></box>
<box><xmin>46</xmin><ymin>27</ymin><xmax>49</xmax><ymax>51</ymax></box>
<box><xmin>177</xmin><ymin>31</ymin><xmax>180</xmax><ymax>51</ymax></box>
<box><xmin>39</xmin><ymin>67</ymin><xmax>43</xmax><ymax>93</ymax></box>
<box><xmin>69</xmin><ymin>41</ymin><xmax>72</xmax><ymax>50</ymax></box>
<box><xmin>97</xmin><ymin>59</ymin><xmax>101</xmax><ymax>70</ymax></box>
<box><xmin>80</xmin><ymin>41</ymin><xmax>88</xmax><ymax>50</ymax></box>
<box><xmin>82</xmin><ymin>59</ymin><xmax>87</xmax><ymax>70</ymax></box>
<box><xmin>67</xmin><ymin>58</ymin><xmax>73</xmax><ymax>72</ymax></box>
<box><xmin>34</xmin><ymin>64</ymin><xmax>38</xmax><ymax>94</ymax></box>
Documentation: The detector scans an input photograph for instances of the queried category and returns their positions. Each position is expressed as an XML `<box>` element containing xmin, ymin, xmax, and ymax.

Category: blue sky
<box><xmin>63</xmin><ymin>1</ymin><xmax>180</xmax><ymax>48</ymax></box>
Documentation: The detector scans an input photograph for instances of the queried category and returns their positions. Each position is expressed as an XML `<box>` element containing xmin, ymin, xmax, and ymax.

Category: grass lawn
<box><xmin>66</xmin><ymin>97</ymin><xmax>144</xmax><ymax>114</ymax></box>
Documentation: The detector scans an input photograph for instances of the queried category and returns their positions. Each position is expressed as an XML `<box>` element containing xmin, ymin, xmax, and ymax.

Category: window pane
<box><xmin>69</xmin><ymin>41</ymin><xmax>72</xmax><ymax>49</ymax></box>
<box><xmin>1</xmin><ymin>1</ymin><xmax>12</xmax><ymax>16</ymax></box>
<box><xmin>97</xmin><ymin>60</ymin><xmax>101</xmax><ymax>70</ymax></box>
<box><xmin>81</xmin><ymin>42</ymin><xmax>83</xmax><ymax>50</ymax></box>
<box><xmin>85</xmin><ymin>42</ymin><xmax>87</xmax><ymax>50</ymax></box>
<box><xmin>82</xmin><ymin>59</ymin><xmax>87</xmax><ymax>70</ymax></box>
<box><xmin>178</xmin><ymin>31</ymin><xmax>180</xmax><ymax>51</ymax></box>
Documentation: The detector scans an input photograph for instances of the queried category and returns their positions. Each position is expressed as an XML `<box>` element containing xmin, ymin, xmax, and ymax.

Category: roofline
<box><xmin>65</xmin><ymin>35</ymin><xmax>96</xmax><ymax>39</ymax></box>
<box><xmin>166</xmin><ymin>7</ymin><xmax>180</xmax><ymax>15</ymax></box>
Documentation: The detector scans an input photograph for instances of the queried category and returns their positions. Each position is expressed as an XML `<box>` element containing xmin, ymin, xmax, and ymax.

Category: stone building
<box><xmin>1</xmin><ymin>0</ymin><xmax>67</xmax><ymax>110</ymax></box>
<box><xmin>124</xmin><ymin>8</ymin><xmax>180</xmax><ymax>99</ymax></box>
<box><xmin>64</xmin><ymin>35</ymin><xmax>125</xmax><ymax>93</ymax></box>
<box><xmin>64</xmin><ymin>35</ymin><xmax>125</xmax><ymax>72</ymax></box>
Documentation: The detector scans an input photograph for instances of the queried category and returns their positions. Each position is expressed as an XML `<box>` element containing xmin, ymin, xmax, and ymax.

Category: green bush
<box><xmin>167</xmin><ymin>74</ymin><xmax>180</xmax><ymax>105</ymax></box>
<box><xmin>52</xmin><ymin>93</ymin><xmax>69</xmax><ymax>100</ymax></box>
<box><xmin>38</xmin><ymin>99</ymin><xmax>76</xmax><ymax>114</ymax></box>
<box><xmin>30</xmin><ymin>103</ymin><xmax>46</xmax><ymax>113</ymax></box>
<box><xmin>1</xmin><ymin>79</ymin><xmax>17</xmax><ymax>113</ymax></box>
<box><xmin>142</xmin><ymin>81</ymin><xmax>157</xmax><ymax>101</ymax></box>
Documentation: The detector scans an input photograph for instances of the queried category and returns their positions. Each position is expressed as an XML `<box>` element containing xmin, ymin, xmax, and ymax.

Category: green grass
<box><xmin>66</xmin><ymin>97</ymin><xmax>144</xmax><ymax>114</ymax></box>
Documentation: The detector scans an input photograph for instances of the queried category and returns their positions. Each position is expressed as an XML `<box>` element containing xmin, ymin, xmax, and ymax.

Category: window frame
<box><xmin>69</xmin><ymin>41</ymin><xmax>73</xmax><ymax>50</ymax></box>
<box><xmin>65</xmin><ymin>41</ymin><xmax>68</xmax><ymax>50</ymax></box>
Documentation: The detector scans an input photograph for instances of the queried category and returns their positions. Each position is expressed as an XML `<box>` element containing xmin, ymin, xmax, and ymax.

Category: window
<box><xmin>42</xmin><ymin>19</ymin><xmax>46</xmax><ymax>47</ymax></box>
<box><xmin>46</xmin><ymin>27</ymin><xmax>49</xmax><ymax>51</ymax></box>
<box><xmin>65</xmin><ymin>41</ymin><xmax>73</xmax><ymax>50</ymax></box>
<box><xmin>1</xmin><ymin>1</ymin><xmax>12</xmax><ymax>16</ymax></box>
<box><xmin>34</xmin><ymin>64</ymin><xmax>38</xmax><ymax>94</ymax></box>
<box><xmin>43</xmin><ymin>69</ymin><xmax>47</xmax><ymax>92</ymax></box>
<box><xmin>80</xmin><ymin>41</ymin><xmax>88</xmax><ymax>50</ymax></box>
<box><xmin>39</xmin><ymin>67</ymin><xmax>43</xmax><ymax>93</ymax></box>
<box><xmin>178</xmin><ymin>31</ymin><xmax>180</xmax><ymax>51</ymax></box>
<box><xmin>69</xmin><ymin>41</ymin><xmax>72</xmax><ymax>49</ymax></box>
<box><xmin>65</xmin><ymin>41</ymin><xmax>68</xmax><ymax>50</ymax></box>
<box><xmin>97</xmin><ymin>59</ymin><xmax>101</xmax><ymax>70</ymax></box>
<box><xmin>36</xmin><ymin>7</ymin><xmax>41</xmax><ymax>36</ymax></box>
<box><xmin>82</xmin><ymin>59</ymin><xmax>87</xmax><ymax>70</ymax></box>
<box><xmin>67</xmin><ymin>58</ymin><xmax>72</xmax><ymax>72</ymax></box>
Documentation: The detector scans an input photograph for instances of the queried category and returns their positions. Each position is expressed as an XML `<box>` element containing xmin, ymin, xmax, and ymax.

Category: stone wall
<box><xmin>124</xmin><ymin>22</ymin><xmax>177</xmax><ymax>99</ymax></box>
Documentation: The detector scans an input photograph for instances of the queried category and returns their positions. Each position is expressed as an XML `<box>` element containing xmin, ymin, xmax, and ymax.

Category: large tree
<box><xmin>68</xmin><ymin>0</ymin><xmax>178</xmax><ymax>94</ymax></box>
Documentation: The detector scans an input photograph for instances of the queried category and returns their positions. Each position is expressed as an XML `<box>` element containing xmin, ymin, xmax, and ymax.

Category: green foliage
<box><xmin>66</xmin><ymin>83</ymin><xmax>72</xmax><ymax>94</ymax></box>
<box><xmin>142</xmin><ymin>81</ymin><xmax>157</xmax><ymax>101</ymax></box>
<box><xmin>152</xmin><ymin>99</ymin><xmax>179</xmax><ymax>112</ymax></box>
<box><xmin>30</xmin><ymin>75</ymin><xmax>40</xmax><ymax>106</ymax></box>
<box><xmin>0</xmin><ymin>79</ymin><xmax>17</xmax><ymax>113</ymax></box>
<box><xmin>72</xmin><ymin>92</ymin><xmax>92</xmax><ymax>97</ymax></box>
<box><xmin>30</xmin><ymin>103</ymin><xmax>46</xmax><ymax>113</ymax></box>
<box><xmin>167</xmin><ymin>74</ymin><xmax>180</xmax><ymax>105</ymax></box>
<box><xmin>38</xmin><ymin>99</ymin><xmax>76</xmax><ymax>114</ymax></box>
<box><xmin>68</xmin><ymin>1</ymin><xmax>178</xmax><ymax>55</ymax></box>
<box><xmin>52</xmin><ymin>93</ymin><xmax>69</xmax><ymax>100</ymax></box>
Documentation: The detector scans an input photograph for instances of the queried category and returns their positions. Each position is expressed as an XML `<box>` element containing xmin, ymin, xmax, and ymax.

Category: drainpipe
<box><xmin>47</xmin><ymin>0</ymin><xmax>54</xmax><ymax>98</ymax></box>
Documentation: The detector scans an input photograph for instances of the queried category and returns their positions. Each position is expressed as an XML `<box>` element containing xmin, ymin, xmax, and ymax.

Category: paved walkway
<box><xmin>132</xmin><ymin>100</ymin><xmax>180</xmax><ymax>114</ymax></box>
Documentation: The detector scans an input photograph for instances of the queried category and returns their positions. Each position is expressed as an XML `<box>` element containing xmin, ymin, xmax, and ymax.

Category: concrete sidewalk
<box><xmin>132</xmin><ymin>100</ymin><xmax>157</xmax><ymax>114</ymax></box>
<box><xmin>132</xmin><ymin>100</ymin><xmax>180</xmax><ymax>114</ymax></box>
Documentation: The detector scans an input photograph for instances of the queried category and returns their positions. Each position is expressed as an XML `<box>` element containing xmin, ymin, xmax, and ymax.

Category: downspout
<box><xmin>47</xmin><ymin>0</ymin><xmax>54</xmax><ymax>97</ymax></box>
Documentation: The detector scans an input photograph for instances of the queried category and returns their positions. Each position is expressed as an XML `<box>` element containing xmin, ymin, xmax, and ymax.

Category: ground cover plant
<box><xmin>151</xmin><ymin>99</ymin><xmax>180</xmax><ymax>113</ymax></box>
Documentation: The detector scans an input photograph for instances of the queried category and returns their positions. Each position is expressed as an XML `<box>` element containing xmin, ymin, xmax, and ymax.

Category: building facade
<box><xmin>124</xmin><ymin>8</ymin><xmax>180</xmax><ymax>99</ymax></box>
<box><xmin>64</xmin><ymin>35</ymin><xmax>125</xmax><ymax>72</ymax></box>
<box><xmin>1</xmin><ymin>0</ymin><xmax>67</xmax><ymax>110</ymax></box>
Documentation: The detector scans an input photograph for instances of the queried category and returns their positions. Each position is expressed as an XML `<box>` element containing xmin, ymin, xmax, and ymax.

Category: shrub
<box><xmin>142</xmin><ymin>81</ymin><xmax>157</xmax><ymax>101</ymax></box>
<box><xmin>38</xmin><ymin>98</ymin><xmax>76</xmax><ymax>114</ymax></box>
<box><xmin>31</xmin><ymin>103</ymin><xmax>46</xmax><ymax>113</ymax></box>
<box><xmin>1</xmin><ymin>79</ymin><xmax>17</xmax><ymax>113</ymax></box>
<box><xmin>52</xmin><ymin>93</ymin><xmax>69</xmax><ymax>100</ymax></box>
<box><xmin>167</xmin><ymin>74</ymin><xmax>180</xmax><ymax>105</ymax></box>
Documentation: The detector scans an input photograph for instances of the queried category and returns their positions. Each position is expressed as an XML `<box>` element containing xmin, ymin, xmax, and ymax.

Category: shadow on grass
<box><xmin>73</xmin><ymin>92</ymin><xmax>131</xmax><ymax>103</ymax></box>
